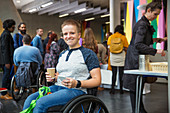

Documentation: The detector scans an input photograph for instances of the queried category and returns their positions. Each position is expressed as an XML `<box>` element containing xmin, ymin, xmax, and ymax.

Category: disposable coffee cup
<box><xmin>47</xmin><ymin>68</ymin><xmax>55</xmax><ymax>78</ymax></box>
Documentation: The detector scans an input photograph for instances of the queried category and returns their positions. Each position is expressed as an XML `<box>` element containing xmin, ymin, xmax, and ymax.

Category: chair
<box><xmin>10</xmin><ymin>63</ymin><xmax>47</xmax><ymax>101</ymax></box>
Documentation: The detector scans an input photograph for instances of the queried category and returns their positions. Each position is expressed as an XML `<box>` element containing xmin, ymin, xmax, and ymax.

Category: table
<box><xmin>124</xmin><ymin>70</ymin><xmax>168</xmax><ymax>113</ymax></box>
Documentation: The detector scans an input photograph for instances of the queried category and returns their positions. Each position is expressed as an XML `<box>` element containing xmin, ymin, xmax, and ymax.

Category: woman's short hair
<box><xmin>145</xmin><ymin>2</ymin><xmax>162</xmax><ymax>12</ymax></box>
<box><xmin>23</xmin><ymin>34</ymin><xmax>32</xmax><ymax>44</ymax></box>
<box><xmin>61</xmin><ymin>19</ymin><xmax>81</xmax><ymax>33</ymax></box>
<box><xmin>3</xmin><ymin>19</ymin><xmax>16</xmax><ymax>30</ymax></box>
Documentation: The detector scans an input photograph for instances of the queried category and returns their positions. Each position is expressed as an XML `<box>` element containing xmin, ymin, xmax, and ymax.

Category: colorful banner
<box><xmin>125</xmin><ymin>0</ymin><xmax>166</xmax><ymax>49</ymax></box>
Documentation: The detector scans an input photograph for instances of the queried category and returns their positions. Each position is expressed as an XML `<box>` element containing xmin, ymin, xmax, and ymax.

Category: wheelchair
<box><xmin>47</xmin><ymin>94</ymin><xmax>109</xmax><ymax>113</ymax></box>
<box><xmin>47</xmin><ymin>87</ymin><xmax>108</xmax><ymax>113</ymax></box>
<box><xmin>10</xmin><ymin>63</ymin><xmax>47</xmax><ymax>101</ymax></box>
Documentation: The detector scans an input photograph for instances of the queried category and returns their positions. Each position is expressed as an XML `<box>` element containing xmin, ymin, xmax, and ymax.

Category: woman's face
<box><xmin>147</xmin><ymin>8</ymin><xmax>161</xmax><ymax>21</ymax></box>
<box><xmin>62</xmin><ymin>25</ymin><xmax>81</xmax><ymax>49</ymax></box>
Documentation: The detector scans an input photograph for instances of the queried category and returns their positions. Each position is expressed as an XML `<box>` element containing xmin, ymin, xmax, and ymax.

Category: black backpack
<box><xmin>15</xmin><ymin>62</ymin><xmax>33</xmax><ymax>87</ymax></box>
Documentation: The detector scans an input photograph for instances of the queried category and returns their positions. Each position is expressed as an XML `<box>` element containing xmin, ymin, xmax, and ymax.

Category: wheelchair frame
<box><xmin>10</xmin><ymin>70</ymin><xmax>47</xmax><ymax>101</ymax></box>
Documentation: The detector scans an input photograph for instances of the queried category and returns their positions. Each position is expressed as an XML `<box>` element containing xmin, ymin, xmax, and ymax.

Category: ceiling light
<box><xmin>29</xmin><ymin>8</ymin><xmax>37</xmax><ymax>13</ymax></box>
<box><xmin>41</xmin><ymin>2</ymin><xmax>53</xmax><ymax>8</ymax></box>
<box><xmin>105</xmin><ymin>22</ymin><xmax>110</xmax><ymax>24</ymax></box>
<box><xmin>16</xmin><ymin>0</ymin><xmax>21</xmax><ymax>3</ymax></box>
<box><xmin>85</xmin><ymin>17</ymin><xmax>95</xmax><ymax>21</ymax></box>
<box><xmin>59</xmin><ymin>13</ymin><xmax>69</xmax><ymax>18</ymax></box>
<box><xmin>101</xmin><ymin>14</ymin><xmax>110</xmax><ymax>18</ymax></box>
<box><xmin>74</xmin><ymin>8</ymin><xmax>86</xmax><ymax>13</ymax></box>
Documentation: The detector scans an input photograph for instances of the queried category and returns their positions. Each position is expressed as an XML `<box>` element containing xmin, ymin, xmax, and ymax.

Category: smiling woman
<box><xmin>22</xmin><ymin>19</ymin><xmax>101</xmax><ymax>113</ymax></box>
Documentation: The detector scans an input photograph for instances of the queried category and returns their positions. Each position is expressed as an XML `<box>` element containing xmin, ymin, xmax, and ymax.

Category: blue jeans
<box><xmin>1</xmin><ymin>65</ymin><xmax>12</xmax><ymax>95</ymax></box>
<box><xmin>23</xmin><ymin>85</ymin><xmax>86</xmax><ymax>113</ymax></box>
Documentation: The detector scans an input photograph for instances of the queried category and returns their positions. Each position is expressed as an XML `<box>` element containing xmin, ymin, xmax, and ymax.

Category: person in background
<box><xmin>22</xmin><ymin>19</ymin><xmax>101</xmax><ymax>113</ymax></box>
<box><xmin>13</xmin><ymin>22</ymin><xmax>26</xmax><ymax>49</ymax></box>
<box><xmin>44</xmin><ymin>33</ymin><xmax>60</xmax><ymax>69</ymax></box>
<box><xmin>13</xmin><ymin>34</ymin><xmax>42</xmax><ymax>85</ymax></box>
<box><xmin>0</xmin><ymin>19</ymin><xmax>16</xmax><ymax>99</ymax></box>
<box><xmin>107</xmin><ymin>25</ymin><xmax>128</xmax><ymax>94</ymax></box>
<box><xmin>123</xmin><ymin>2</ymin><xmax>165</xmax><ymax>113</ymax></box>
<box><xmin>58</xmin><ymin>32</ymin><xmax>68</xmax><ymax>53</ymax></box>
<box><xmin>79</xmin><ymin>37</ymin><xmax>83</xmax><ymax>46</ymax></box>
<box><xmin>43</xmin><ymin>31</ymin><xmax>53</xmax><ymax>54</ymax></box>
<box><xmin>97</xmin><ymin>43</ymin><xmax>107</xmax><ymax>64</ymax></box>
<box><xmin>102</xmin><ymin>32</ymin><xmax>112</xmax><ymax>56</ymax></box>
<box><xmin>13</xmin><ymin>34</ymin><xmax>42</xmax><ymax>70</ymax></box>
<box><xmin>83</xmin><ymin>28</ymin><xmax>98</xmax><ymax>54</ymax></box>
<box><xmin>31</xmin><ymin>28</ymin><xmax>44</xmax><ymax>57</ymax></box>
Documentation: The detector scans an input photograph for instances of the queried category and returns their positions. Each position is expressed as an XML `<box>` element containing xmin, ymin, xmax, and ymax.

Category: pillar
<box><xmin>0</xmin><ymin>0</ymin><xmax>22</xmax><ymax>33</ymax></box>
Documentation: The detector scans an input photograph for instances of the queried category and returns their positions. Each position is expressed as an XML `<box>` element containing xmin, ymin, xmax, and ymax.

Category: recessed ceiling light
<box><xmin>16</xmin><ymin>0</ymin><xmax>21</xmax><ymax>3</ymax></box>
<box><xmin>59</xmin><ymin>13</ymin><xmax>69</xmax><ymax>18</ymax></box>
<box><xmin>101</xmin><ymin>14</ymin><xmax>110</xmax><ymax>18</ymax></box>
<box><xmin>105</xmin><ymin>22</ymin><xmax>110</xmax><ymax>24</ymax></box>
<box><xmin>85</xmin><ymin>17</ymin><xmax>95</xmax><ymax>21</ymax></box>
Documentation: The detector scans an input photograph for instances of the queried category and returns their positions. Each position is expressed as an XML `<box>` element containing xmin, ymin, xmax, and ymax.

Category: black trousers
<box><xmin>130</xmin><ymin>81</ymin><xmax>147</xmax><ymax>113</ymax></box>
<box><xmin>111</xmin><ymin>66</ymin><xmax>124</xmax><ymax>91</ymax></box>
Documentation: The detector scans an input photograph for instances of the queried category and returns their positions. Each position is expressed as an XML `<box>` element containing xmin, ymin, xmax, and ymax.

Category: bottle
<box><xmin>156</xmin><ymin>43</ymin><xmax>161</xmax><ymax>49</ymax></box>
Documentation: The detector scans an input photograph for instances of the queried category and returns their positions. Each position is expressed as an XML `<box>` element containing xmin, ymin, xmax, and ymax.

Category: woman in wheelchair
<box><xmin>22</xmin><ymin>19</ymin><xmax>101</xmax><ymax>113</ymax></box>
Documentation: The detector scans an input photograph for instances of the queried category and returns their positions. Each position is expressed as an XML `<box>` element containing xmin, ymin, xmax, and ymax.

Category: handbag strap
<box><xmin>20</xmin><ymin>86</ymin><xmax>51</xmax><ymax>113</ymax></box>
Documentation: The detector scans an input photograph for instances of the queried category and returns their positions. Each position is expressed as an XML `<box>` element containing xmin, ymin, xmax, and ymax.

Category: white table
<box><xmin>124</xmin><ymin>70</ymin><xmax>168</xmax><ymax>113</ymax></box>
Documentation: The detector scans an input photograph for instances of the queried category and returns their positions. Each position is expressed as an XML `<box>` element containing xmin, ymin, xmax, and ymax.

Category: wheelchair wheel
<box><xmin>63</xmin><ymin>95</ymin><xmax>109</xmax><ymax>113</ymax></box>
<box><xmin>11</xmin><ymin>75</ymin><xmax>24</xmax><ymax>101</ymax></box>
<box><xmin>37</xmin><ymin>70</ymin><xmax>47</xmax><ymax>89</ymax></box>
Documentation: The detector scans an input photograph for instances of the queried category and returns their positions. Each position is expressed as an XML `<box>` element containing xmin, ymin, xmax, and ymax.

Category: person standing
<box><xmin>0</xmin><ymin>19</ymin><xmax>16</xmax><ymax>99</ymax></box>
<box><xmin>44</xmin><ymin>33</ymin><xmax>60</xmax><ymax>69</ymax></box>
<box><xmin>31</xmin><ymin>28</ymin><xmax>44</xmax><ymax>57</ymax></box>
<box><xmin>97</xmin><ymin>43</ymin><xmax>107</xmax><ymax>64</ymax></box>
<box><xmin>102</xmin><ymin>32</ymin><xmax>112</xmax><ymax>56</ymax></box>
<box><xmin>58</xmin><ymin>32</ymin><xmax>68</xmax><ymax>53</ymax></box>
<box><xmin>83</xmin><ymin>28</ymin><xmax>98</xmax><ymax>54</ymax></box>
<box><xmin>107</xmin><ymin>25</ymin><xmax>128</xmax><ymax>94</ymax></box>
<box><xmin>13</xmin><ymin>22</ymin><xmax>26</xmax><ymax>49</ymax></box>
<box><xmin>123</xmin><ymin>2</ymin><xmax>165</xmax><ymax>113</ymax></box>
<box><xmin>43</xmin><ymin>31</ymin><xmax>53</xmax><ymax>54</ymax></box>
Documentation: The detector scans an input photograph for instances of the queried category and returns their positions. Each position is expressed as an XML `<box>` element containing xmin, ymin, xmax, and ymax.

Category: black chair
<box><xmin>10</xmin><ymin>63</ymin><xmax>47</xmax><ymax>101</ymax></box>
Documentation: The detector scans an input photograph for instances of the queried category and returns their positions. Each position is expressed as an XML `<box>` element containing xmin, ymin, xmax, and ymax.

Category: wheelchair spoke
<box><xmin>88</xmin><ymin>102</ymin><xmax>92</xmax><ymax>113</ymax></box>
<box><xmin>97</xmin><ymin>107</ymin><xmax>101</xmax><ymax>113</ymax></box>
<box><xmin>81</xmin><ymin>104</ymin><xmax>85</xmax><ymax>113</ymax></box>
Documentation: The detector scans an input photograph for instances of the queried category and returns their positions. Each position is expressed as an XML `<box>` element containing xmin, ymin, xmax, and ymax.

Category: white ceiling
<box><xmin>13</xmin><ymin>0</ymin><xmax>110</xmax><ymax>17</ymax></box>
<box><xmin>13</xmin><ymin>0</ymin><xmax>130</xmax><ymax>20</ymax></box>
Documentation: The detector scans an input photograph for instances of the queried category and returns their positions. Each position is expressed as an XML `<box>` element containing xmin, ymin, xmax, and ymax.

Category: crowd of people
<box><xmin>0</xmin><ymin>1</ymin><xmax>167</xmax><ymax>113</ymax></box>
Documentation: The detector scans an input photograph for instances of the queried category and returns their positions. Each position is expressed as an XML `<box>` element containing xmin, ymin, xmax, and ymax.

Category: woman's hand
<box><xmin>157</xmin><ymin>49</ymin><xmax>166</xmax><ymax>56</ymax></box>
<box><xmin>62</xmin><ymin>78</ymin><xmax>77</xmax><ymax>88</ymax></box>
<box><xmin>46</xmin><ymin>72</ymin><xmax>57</xmax><ymax>82</ymax></box>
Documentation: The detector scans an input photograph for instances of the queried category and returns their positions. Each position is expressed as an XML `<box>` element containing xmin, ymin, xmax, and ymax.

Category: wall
<box><xmin>18</xmin><ymin>10</ymin><xmax>108</xmax><ymax>42</ymax></box>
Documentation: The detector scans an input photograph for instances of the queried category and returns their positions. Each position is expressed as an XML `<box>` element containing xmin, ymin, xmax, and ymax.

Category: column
<box><xmin>0</xmin><ymin>0</ymin><xmax>22</xmax><ymax>33</ymax></box>
<box><xmin>110</xmin><ymin>0</ymin><xmax>121</xmax><ymax>33</ymax></box>
<box><xmin>110</xmin><ymin>0</ymin><xmax>114</xmax><ymax>33</ymax></box>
